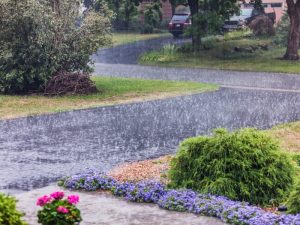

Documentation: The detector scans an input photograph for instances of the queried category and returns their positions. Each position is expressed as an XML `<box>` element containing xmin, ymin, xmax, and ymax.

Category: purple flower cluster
<box><xmin>61</xmin><ymin>171</ymin><xmax>300</xmax><ymax>225</ymax></box>
<box><xmin>112</xmin><ymin>181</ymin><xmax>166</xmax><ymax>203</ymax></box>
<box><xmin>62</xmin><ymin>170</ymin><xmax>116</xmax><ymax>191</ymax></box>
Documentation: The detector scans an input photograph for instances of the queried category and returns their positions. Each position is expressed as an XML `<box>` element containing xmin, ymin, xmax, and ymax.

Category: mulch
<box><xmin>108</xmin><ymin>155</ymin><xmax>172</xmax><ymax>184</ymax></box>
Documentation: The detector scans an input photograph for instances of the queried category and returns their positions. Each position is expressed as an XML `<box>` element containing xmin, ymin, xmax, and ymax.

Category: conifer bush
<box><xmin>169</xmin><ymin>128</ymin><xmax>295</xmax><ymax>205</ymax></box>
<box><xmin>287</xmin><ymin>180</ymin><xmax>300</xmax><ymax>214</ymax></box>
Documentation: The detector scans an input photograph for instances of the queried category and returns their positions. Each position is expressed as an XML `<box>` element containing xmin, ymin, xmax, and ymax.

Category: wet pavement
<box><xmin>93</xmin><ymin>63</ymin><xmax>300</xmax><ymax>91</ymax></box>
<box><xmin>92</xmin><ymin>36</ymin><xmax>188</xmax><ymax>64</ymax></box>
<box><xmin>1</xmin><ymin>88</ymin><xmax>300</xmax><ymax>191</ymax></box>
<box><xmin>92</xmin><ymin>36</ymin><xmax>300</xmax><ymax>91</ymax></box>
<box><xmin>17</xmin><ymin>186</ymin><xmax>226</xmax><ymax>225</ymax></box>
<box><xmin>0</xmin><ymin>37</ymin><xmax>300</xmax><ymax>192</ymax></box>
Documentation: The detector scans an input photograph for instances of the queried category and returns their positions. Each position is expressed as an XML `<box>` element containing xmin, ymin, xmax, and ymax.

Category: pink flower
<box><xmin>50</xmin><ymin>191</ymin><xmax>64</xmax><ymax>200</ymax></box>
<box><xmin>67</xmin><ymin>195</ymin><xmax>80</xmax><ymax>205</ymax></box>
<box><xmin>36</xmin><ymin>195</ymin><xmax>52</xmax><ymax>206</ymax></box>
<box><xmin>57</xmin><ymin>206</ymin><xmax>69</xmax><ymax>214</ymax></box>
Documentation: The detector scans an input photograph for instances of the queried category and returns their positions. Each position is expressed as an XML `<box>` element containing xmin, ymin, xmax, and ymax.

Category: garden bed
<box><xmin>59</xmin><ymin>171</ymin><xmax>300</xmax><ymax>225</ymax></box>
<box><xmin>139</xmin><ymin>37</ymin><xmax>300</xmax><ymax>74</ymax></box>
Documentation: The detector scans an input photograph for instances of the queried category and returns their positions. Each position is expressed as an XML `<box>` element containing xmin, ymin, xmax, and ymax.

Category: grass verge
<box><xmin>268</xmin><ymin>121</ymin><xmax>300</xmax><ymax>154</ymax></box>
<box><xmin>112</xmin><ymin>32</ymin><xmax>171</xmax><ymax>46</ymax></box>
<box><xmin>140</xmin><ymin>38</ymin><xmax>300</xmax><ymax>74</ymax></box>
<box><xmin>0</xmin><ymin>76</ymin><xmax>218</xmax><ymax>120</ymax></box>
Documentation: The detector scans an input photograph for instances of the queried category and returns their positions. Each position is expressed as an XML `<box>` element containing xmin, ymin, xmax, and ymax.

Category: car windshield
<box><xmin>172</xmin><ymin>14</ymin><xmax>189</xmax><ymax>21</ymax></box>
<box><xmin>240</xmin><ymin>8</ymin><xmax>253</xmax><ymax>17</ymax></box>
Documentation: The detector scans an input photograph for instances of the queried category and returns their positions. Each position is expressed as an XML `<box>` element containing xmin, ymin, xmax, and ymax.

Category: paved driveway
<box><xmin>1</xmin><ymin>37</ymin><xmax>299</xmax><ymax>192</ymax></box>
<box><xmin>2</xmin><ymin>36</ymin><xmax>300</xmax><ymax>225</ymax></box>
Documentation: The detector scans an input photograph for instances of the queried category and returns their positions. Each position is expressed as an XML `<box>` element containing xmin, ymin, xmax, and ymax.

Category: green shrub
<box><xmin>0</xmin><ymin>0</ymin><xmax>111</xmax><ymax>94</ymax></box>
<box><xmin>141</xmin><ymin>1</ymin><xmax>161</xmax><ymax>34</ymax></box>
<box><xmin>224</xmin><ymin>29</ymin><xmax>253</xmax><ymax>41</ymax></box>
<box><xmin>274</xmin><ymin>13</ymin><xmax>290</xmax><ymax>46</ymax></box>
<box><xmin>140</xmin><ymin>44</ymin><xmax>178</xmax><ymax>62</ymax></box>
<box><xmin>293</xmin><ymin>154</ymin><xmax>300</xmax><ymax>167</ymax></box>
<box><xmin>162</xmin><ymin>44</ymin><xmax>177</xmax><ymax>55</ymax></box>
<box><xmin>201</xmin><ymin>36</ymin><xmax>221</xmax><ymax>50</ymax></box>
<box><xmin>169</xmin><ymin>128</ymin><xmax>295</xmax><ymax>205</ymax></box>
<box><xmin>140</xmin><ymin>51</ymin><xmax>162</xmax><ymax>62</ymax></box>
<box><xmin>0</xmin><ymin>193</ymin><xmax>27</xmax><ymax>225</ymax></box>
<box><xmin>177</xmin><ymin>43</ymin><xmax>194</xmax><ymax>53</ymax></box>
<box><xmin>0</xmin><ymin>0</ymin><xmax>53</xmax><ymax>94</ymax></box>
<box><xmin>286</xmin><ymin>180</ymin><xmax>300</xmax><ymax>214</ymax></box>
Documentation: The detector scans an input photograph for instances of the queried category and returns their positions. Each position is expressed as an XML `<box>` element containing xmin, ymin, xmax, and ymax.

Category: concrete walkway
<box><xmin>16</xmin><ymin>186</ymin><xmax>226</xmax><ymax>225</ymax></box>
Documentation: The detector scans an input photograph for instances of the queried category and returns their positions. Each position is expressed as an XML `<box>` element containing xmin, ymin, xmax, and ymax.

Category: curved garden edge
<box><xmin>57</xmin><ymin>171</ymin><xmax>300</xmax><ymax>225</ymax></box>
<box><xmin>15</xmin><ymin>185</ymin><xmax>226</xmax><ymax>225</ymax></box>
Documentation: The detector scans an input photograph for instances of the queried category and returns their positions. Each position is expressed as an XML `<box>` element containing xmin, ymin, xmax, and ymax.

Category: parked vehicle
<box><xmin>168</xmin><ymin>14</ymin><xmax>191</xmax><ymax>37</ymax></box>
<box><xmin>223</xmin><ymin>7</ymin><xmax>275</xmax><ymax>31</ymax></box>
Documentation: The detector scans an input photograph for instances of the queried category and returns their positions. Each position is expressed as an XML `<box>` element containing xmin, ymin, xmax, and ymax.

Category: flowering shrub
<box><xmin>37</xmin><ymin>192</ymin><xmax>82</xmax><ymax>225</ymax></box>
<box><xmin>61</xmin><ymin>171</ymin><xmax>300</xmax><ymax>225</ymax></box>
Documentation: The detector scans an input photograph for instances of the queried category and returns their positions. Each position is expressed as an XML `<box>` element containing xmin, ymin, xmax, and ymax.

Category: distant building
<box><xmin>262</xmin><ymin>0</ymin><xmax>286</xmax><ymax>23</ymax></box>
<box><xmin>140</xmin><ymin>0</ymin><xmax>286</xmax><ymax>23</ymax></box>
<box><xmin>241</xmin><ymin>0</ymin><xmax>286</xmax><ymax>23</ymax></box>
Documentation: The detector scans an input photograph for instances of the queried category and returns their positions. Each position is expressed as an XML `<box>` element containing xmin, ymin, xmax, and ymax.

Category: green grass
<box><xmin>112</xmin><ymin>32</ymin><xmax>171</xmax><ymax>46</ymax></box>
<box><xmin>140</xmin><ymin>38</ymin><xmax>300</xmax><ymax>74</ymax></box>
<box><xmin>0</xmin><ymin>76</ymin><xmax>218</xmax><ymax>120</ymax></box>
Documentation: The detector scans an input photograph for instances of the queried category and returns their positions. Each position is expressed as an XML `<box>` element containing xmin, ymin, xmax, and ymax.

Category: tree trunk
<box><xmin>187</xmin><ymin>0</ymin><xmax>200</xmax><ymax>49</ymax></box>
<box><xmin>169</xmin><ymin>0</ymin><xmax>176</xmax><ymax>15</ymax></box>
<box><xmin>124</xmin><ymin>4</ymin><xmax>130</xmax><ymax>30</ymax></box>
<box><xmin>284</xmin><ymin>0</ymin><xmax>300</xmax><ymax>60</ymax></box>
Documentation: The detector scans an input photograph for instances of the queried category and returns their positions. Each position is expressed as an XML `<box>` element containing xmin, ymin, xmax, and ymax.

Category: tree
<box><xmin>186</xmin><ymin>0</ymin><xmax>239</xmax><ymax>49</ymax></box>
<box><xmin>167</xmin><ymin>0</ymin><xmax>187</xmax><ymax>14</ymax></box>
<box><xmin>187</xmin><ymin>0</ymin><xmax>200</xmax><ymax>48</ymax></box>
<box><xmin>87</xmin><ymin>0</ymin><xmax>142</xmax><ymax>30</ymax></box>
<box><xmin>252</xmin><ymin>0</ymin><xmax>265</xmax><ymax>13</ymax></box>
<box><xmin>121</xmin><ymin>0</ymin><xmax>142</xmax><ymax>29</ymax></box>
<box><xmin>142</xmin><ymin>0</ymin><xmax>162</xmax><ymax>33</ymax></box>
<box><xmin>284</xmin><ymin>0</ymin><xmax>300</xmax><ymax>60</ymax></box>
